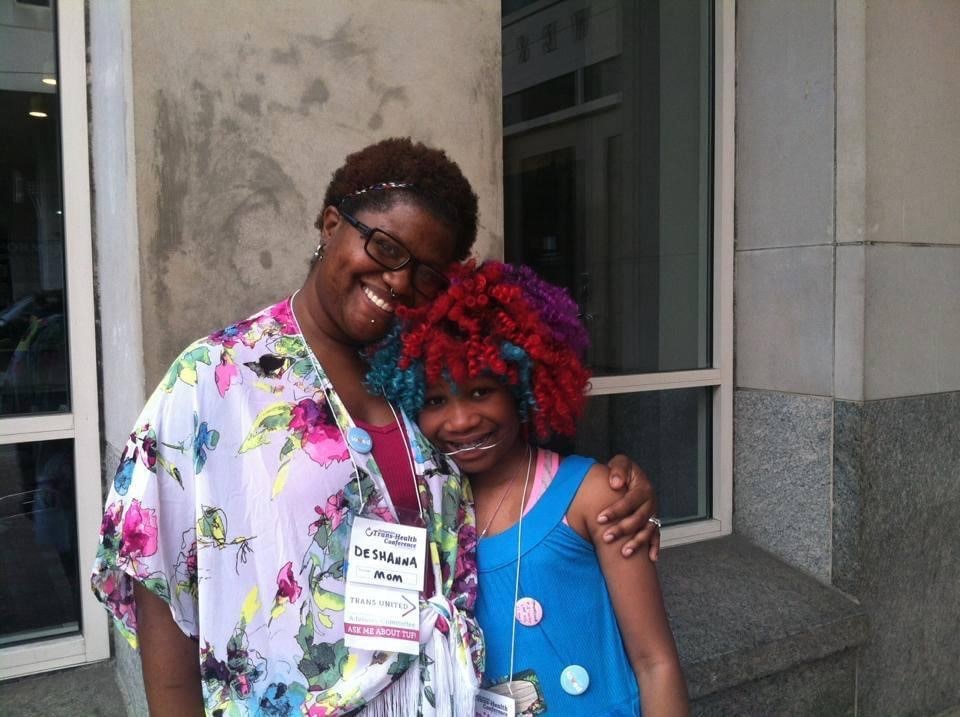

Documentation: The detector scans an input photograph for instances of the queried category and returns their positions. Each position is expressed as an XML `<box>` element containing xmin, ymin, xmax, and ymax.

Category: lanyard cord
<box><xmin>289</xmin><ymin>291</ymin><xmax>427</xmax><ymax>523</ymax></box>
<box><xmin>288</xmin><ymin>291</ymin><xmax>365</xmax><ymax>510</ymax></box>
<box><xmin>507</xmin><ymin>444</ymin><xmax>534</xmax><ymax>695</ymax></box>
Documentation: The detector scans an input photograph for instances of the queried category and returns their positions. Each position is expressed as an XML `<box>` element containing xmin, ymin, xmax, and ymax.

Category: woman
<box><xmin>91</xmin><ymin>138</ymin><xmax>658</xmax><ymax>716</ymax></box>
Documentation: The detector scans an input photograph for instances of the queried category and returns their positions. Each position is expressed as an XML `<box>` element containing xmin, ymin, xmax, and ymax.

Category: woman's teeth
<box><xmin>363</xmin><ymin>286</ymin><xmax>394</xmax><ymax>312</ymax></box>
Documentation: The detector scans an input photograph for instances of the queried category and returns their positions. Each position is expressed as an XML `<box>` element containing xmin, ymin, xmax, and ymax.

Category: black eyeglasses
<box><xmin>338</xmin><ymin>209</ymin><xmax>450</xmax><ymax>299</ymax></box>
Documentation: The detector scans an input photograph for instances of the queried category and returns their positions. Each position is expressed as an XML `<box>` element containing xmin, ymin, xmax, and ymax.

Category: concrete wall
<box><xmin>860</xmin><ymin>0</ymin><xmax>960</xmax><ymax>400</ymax></box>
<box><xmin>735</xmin><ymin>0</ymin><xmax>960</xmax><ymax>713</ymax></box>
<box><xmin>836</xmin><ymin>0</ymin><xmax>960</xmax><ymax>403</ymax></box>
<box><xmin>90</xmin><ymin>3</ymin><xmax>148</xmax><ymax>712</ymax></box>
<box><xmin>127</xmin><ymin>1</ymin><xmax>503</xmax><ymax>389</ymax></box>
<box><xmin>91</xmin><ymin>0</ymin><xmax>145</xmax><ymax>449</ymax></box>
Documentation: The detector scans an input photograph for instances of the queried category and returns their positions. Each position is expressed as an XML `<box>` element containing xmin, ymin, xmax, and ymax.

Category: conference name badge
<box><xmin>344</xmin><ymin>516</ymin><xmax>427</xmax><ymax>655</ymax></box>
<box><xmin>474</xmin><ymin>689</ymin><xmax>516</xmax><ymax>717</ymax></box>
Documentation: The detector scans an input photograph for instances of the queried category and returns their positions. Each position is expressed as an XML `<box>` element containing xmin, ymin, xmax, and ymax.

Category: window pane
<box><xmin>564</xmin><ymin>388</ymin><xmax>712</xmax><ymax>524</ymax></box>
<box><xmin>504</xmin><ymin>0</ymin><xmax>713</xmax><ymax>375</ymax></box>
<box><xmin>0</xmin><ymin>439</ymin><xmax>80</xmax><ymax>646</ymax></box>
<box><xmin>0</xmin><ymin>0</ymin><xmax>70</xmax><ymax>416</ymax></box>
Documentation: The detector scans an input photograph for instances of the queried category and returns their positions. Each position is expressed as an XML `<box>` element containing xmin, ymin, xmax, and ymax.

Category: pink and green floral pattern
<box><xmin>91</xmin><ymin>297</ymin><xmax>482</xmax><ymax>716</ymax></box>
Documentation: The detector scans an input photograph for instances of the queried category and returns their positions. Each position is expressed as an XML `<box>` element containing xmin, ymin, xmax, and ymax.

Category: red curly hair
<box><xmin>372</xmin><ymin>261</ymin><xmax>591</xmax><ymax>442</ymax></box>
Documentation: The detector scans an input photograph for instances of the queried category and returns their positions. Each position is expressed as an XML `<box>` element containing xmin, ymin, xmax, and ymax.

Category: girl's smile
<box><xmin>417</xmin><ymin>375</ymin><xmax>526</xmax><ymax>482</ymax></box>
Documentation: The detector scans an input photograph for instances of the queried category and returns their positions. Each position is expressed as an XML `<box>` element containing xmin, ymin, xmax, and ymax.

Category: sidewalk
<box><xmin>1</xmin><ymin>660</ymin><xmax>958</xmax><ymax>716</ymax></box>
<box><xmin>0</xmin><ymin>661</ymin><xmax>125</xmax><ymax>716</ymax></box>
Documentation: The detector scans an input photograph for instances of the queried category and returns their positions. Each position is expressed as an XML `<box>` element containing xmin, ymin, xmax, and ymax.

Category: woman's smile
<box><xmin>361</xmin><ymin>284</ymin><xmax>396</xmax><ymax>314</ymax></box>
<box><xmin>306</xmin><ymin>201</ymin><xmax>456</xmax><ymax>346</ymax></box>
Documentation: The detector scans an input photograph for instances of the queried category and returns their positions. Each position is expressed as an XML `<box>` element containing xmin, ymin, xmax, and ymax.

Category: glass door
<box><xmin>0</xmin><ymin>0</ymin><xmax>106</xmax><ymax>677</ymax></box>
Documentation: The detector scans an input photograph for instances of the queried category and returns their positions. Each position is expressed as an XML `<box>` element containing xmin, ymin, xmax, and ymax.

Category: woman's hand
<box><xmin>597</xmin><ymin>454</ymin><xmax>660</xmax><ymax>560</ymax></box>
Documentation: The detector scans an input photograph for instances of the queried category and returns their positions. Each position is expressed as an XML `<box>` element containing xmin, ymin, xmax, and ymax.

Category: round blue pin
<box><xmin>560</xmin><ymin>665</ymin><xmax>590</xmax><ymax>696</ymax></box>
<box><xmin>347</xmin><ymin>426</ymin><xmax>373</xmax><ymax>454</ymax></box>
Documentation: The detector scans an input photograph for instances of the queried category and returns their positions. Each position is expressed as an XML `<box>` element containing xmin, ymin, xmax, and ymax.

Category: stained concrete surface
<box><xmin>0</xmin><ymin>661</ymin><xmax>126</xmax><ymax>716</ymax></box>
<box><xmin>127</xmin><ymin>2</ymin><xmax>504</xmax><ymax>390</ymax></box>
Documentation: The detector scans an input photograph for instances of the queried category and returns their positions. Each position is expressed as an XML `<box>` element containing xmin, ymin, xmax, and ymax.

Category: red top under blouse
<box><xmin>354</xmin><ymin>417</ymin><xmax>435</xmax><ymax>597</ymax></box>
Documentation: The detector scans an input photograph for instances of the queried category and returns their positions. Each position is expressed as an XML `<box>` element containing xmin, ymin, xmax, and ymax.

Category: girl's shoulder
<box><xmin>564</xmin><ymin>458</ymin><xmax>613</xmax><ymax>541</ymax></box>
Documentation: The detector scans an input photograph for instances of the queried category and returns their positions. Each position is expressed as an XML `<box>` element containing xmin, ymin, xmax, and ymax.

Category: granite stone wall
<box><xmin>733</xmin><ymin>391</ymin><xmax>833</xmax><ymax>582</ymax></box>
<box><xmin>691</xmin><ymin>650</ymin><xmax>857</xmax><ymax>717</ymax></box>
<box><xmin>834</xmin><ymin>393</ymin><xmax>960</xmax><ymax>716</ymax></box>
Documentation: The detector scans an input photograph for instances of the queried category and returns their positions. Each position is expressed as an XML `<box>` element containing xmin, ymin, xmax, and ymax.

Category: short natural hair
<box><xmin>366</xmin><ymin>261</ymin><xmax>591</xmax><ymax>442</ymax></box>
<box><xmin>317</xmin><ymin>137</ymin><xmax>479</xmax><ymax>261</ymax></box>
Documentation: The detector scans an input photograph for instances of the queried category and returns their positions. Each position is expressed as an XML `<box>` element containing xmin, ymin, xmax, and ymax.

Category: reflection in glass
<box><xmin>560</xmin><ymin>388</ymin><xmax>711</xmax><ymax>524</ymax></box>
<box><xmin>0</xmin><ymin>439</ymin><xmax>79</xmax><ymax>646</ymax></box>
<box><xmin>503</xmin><ymin>72</ymin><xmax>577</xmax><ymax>125</ymax></box>
<box><xmin>504</xmin><ymin>0</ymin><xmax>713</xmax><ymax>376</ymax></box>
<box><xmin>0</xmin><ymin>0</ymin><xmax>70</xmax><ymax>415</ymax></box>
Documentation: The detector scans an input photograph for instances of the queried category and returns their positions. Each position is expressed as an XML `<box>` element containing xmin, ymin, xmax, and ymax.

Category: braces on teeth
<box><xmin>442</xmin><ymin>436</ymin><xmax>501</xmax><ymax>456</ymax></box>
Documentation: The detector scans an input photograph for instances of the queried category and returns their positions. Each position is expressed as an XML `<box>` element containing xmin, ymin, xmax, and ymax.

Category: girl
<box><xmin>368</xmin><ymin>261</ymin><xmax>689</xmax><ymax>716</ymax></box>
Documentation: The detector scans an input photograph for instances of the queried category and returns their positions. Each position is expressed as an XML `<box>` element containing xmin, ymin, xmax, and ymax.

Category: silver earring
<box><xmin>389</xmin><ymin>287</ymin><xmax>397</xmax><ymax>299</ymax></box>
<box><xmin>313</xmin><ymin>242</ymin><xmax>327</xmax><ymax>262</ymax></box>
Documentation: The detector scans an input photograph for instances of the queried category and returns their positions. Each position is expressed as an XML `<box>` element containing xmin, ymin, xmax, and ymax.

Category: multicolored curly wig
<box><xmin>366</xmin><ymin>261</ymin><xmax>591</xmax><ymax>442</ymax></box>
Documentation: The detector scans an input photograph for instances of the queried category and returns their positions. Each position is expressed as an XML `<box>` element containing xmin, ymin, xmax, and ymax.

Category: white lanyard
<box><xmin>475</xmin><ymin>445</ymin><xmax>533</xmax><ymax>716</ymax></box>
<box><xmin>289</xmin><ymin>290</ymin><xmax>423</xmax><ymax>522</ymax></box>
<box><xmin>507</xmin><ymin>445</ymin><xmax>534</xmax><ymax>693</ymax></box>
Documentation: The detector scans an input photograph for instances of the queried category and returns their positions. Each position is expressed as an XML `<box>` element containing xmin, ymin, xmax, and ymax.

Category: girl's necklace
<box><xmin>478</xmin><ymin>445</ymin><xmax>533</xmax><ymax>539</ymax></box>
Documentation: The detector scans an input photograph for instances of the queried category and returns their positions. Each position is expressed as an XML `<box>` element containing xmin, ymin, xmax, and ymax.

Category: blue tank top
<box><xmin>476</xmin><ymin>454</ymin><xmax>641</xmax><ymax>716</ymax></box>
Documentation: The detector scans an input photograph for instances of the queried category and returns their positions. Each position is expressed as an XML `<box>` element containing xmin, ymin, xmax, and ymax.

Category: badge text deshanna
<box><xmin>353</xmin><ymin>545</ymin><xmax>419</xmax><ymax>568</ymax></box>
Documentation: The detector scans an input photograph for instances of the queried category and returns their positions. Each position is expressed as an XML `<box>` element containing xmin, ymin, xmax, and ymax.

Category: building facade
<box><xmin>0</xmin><ymin>1</ymin><xmax>957</xmax><ymax>715</ymax></box>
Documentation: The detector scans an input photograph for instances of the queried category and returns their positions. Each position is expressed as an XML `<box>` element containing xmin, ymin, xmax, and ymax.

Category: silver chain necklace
<box><xmin>478</xmin><ymin>445</ymin><xmax>533</xmax><ymax>538</ymax></box>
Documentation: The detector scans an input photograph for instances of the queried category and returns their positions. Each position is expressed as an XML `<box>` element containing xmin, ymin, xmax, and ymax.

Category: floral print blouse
<box><xmin>91</xmin><ymin>298</ymin><xmax>483</xmax><ymax>716</ymax></box>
